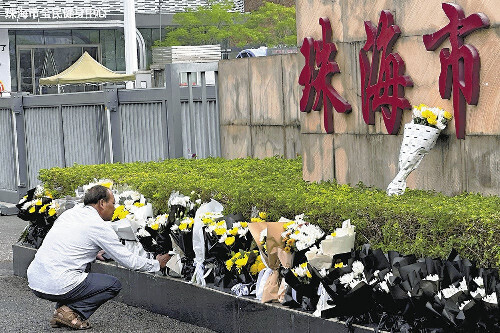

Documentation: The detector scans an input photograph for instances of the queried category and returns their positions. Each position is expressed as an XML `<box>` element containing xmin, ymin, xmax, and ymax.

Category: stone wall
<box><xmin>218</xmin><ymin>54</ymin><xmax>301</xmax><ymax>159</ymax></box>
<box><xmin>296</xmin><ymin>0</ymin><xmax>499</xmax><ymax>195</ymax></box>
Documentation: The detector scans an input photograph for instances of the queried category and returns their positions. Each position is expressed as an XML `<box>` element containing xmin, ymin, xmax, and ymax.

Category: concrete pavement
<box><xmin>0</xmin><ymin>215</ymin><xmax>217</xmax><ymax>333</ymax></box>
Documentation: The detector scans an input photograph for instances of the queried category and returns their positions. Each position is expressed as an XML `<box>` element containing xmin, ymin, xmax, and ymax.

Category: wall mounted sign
<box><xmin>298</xmin><ymin>17</ymin><xmax>352</xmax><ymax>134</ymax></box>
<box><xmin>359</xmin><ymin>10</ymin><xmax>413</xmax><ymax>135</ymax></box>
<box><xmin>423</xmin><ymin>3</ymin><xmax>490</xmax><ymax>139</ymax></box>
<box><xmin>298</xmin><ymin>3</ymin><xmax>491</xmax><ymax>139</ymax></box>
<box><xmin>3</xmin><ymin>7</ymin><xmax>107</xmax><ymax>20</ymax></box>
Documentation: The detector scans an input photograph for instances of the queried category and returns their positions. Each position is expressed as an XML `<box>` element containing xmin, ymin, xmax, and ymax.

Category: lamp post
<box><xmin>124</xmin><ymin>0</ymin><xmax>138</xmax><ymax>89</ymax></box>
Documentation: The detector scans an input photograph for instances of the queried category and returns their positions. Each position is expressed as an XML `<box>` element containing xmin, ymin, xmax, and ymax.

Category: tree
<box><xmin>154</xmin><ymin>0</ymin><xmax>296</xmax><ymax>48</ymax></box>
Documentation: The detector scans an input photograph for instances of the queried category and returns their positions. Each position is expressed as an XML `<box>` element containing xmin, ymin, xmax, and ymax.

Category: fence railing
<box><xmin>0</xmin><ymin>63</ymin><xmax>220</xmax><ymax>203</ymax></box>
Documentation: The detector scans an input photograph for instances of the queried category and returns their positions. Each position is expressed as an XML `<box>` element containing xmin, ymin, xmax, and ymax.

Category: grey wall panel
<box><xmin>0</xmin><ymin>109</ymin><xmax>17</xmax><ymax>191</ymax></box>
<box><xmin>120</xmin><ymin>103</ymin><xmax>165</xmax><ymax>163</ymax></box>
<box><xmin>24</xmin><ymin>107</ymin><xmax>65</xmax><ymax>188</ymax></box>
<box><xmin>181</xmin><ymin>100</ymin><xmax>220</xmax><ymax>159</ymax></box>
<box><xmin>62</xmin><ymin>105</ymin><xmax>108</xmax><ymax>166</ymax></box>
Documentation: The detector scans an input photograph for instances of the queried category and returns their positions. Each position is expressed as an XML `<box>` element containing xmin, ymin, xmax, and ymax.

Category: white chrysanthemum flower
<box><xmin>458</xmin><ymin>277</ymin><xmax>468</xmax><ymax>292</ymax></box>
<box><xmin>171</xmin><ymin>224</ymin><xmax>179</xmax><ymax>231</ymax></box>
<box><xmin>218</xmin><ymin>233</ymin><xmax>227</xmax><ymax>243</ymax></box>
<box><xmin>34</xmin><ymin>185</ymin><xmax>45</xmax><ymax>198</ymax></box>
<box><xmin>195</xmin><ymin>199</ymin><xmax>202</xmax><ymax>205</ymax></box>
<box><xmin>352</xmin><ymin>261</ymin><xmax>364</xmax><ymax>275</ymax></box>
<box><xmin>384</xmin><ymin>272</ymin><xmax>394</xmax><ymax>283</ymax></box>
<box><xmin>379</xmin><ymin>281</ymin><xmax>390</xmax><ymax>293</ymax></box>
<box><xmin>339</xmin><ymin>272</ymin><xmax>355</xmax><ymax>287</ymax></box>
<box><xmin>459</xmin><ymin>300</ymin><xmax>472</xmax><ymax>311</ymax></box>
<box><xmin>21</xmin><ymin>200</ymin><xmax>35</xmax><ymax>211</ymax></box>
<box><xmin>136</xmin><ymin>228</ymin><xmax>151</xmax><ymax>237</ymax></box>
<box><xmin>441</xmin><ymin>285</ymin><xmax>461</xmax><ymax>299</ymax></box>
<box><xmin>471</xmin><ymin>288</ymin><xmax>486</xmax><ymax>299</ymax></box>
<box><xmin>483</xmin><ymin>293</ymin><xmax>498</xmax><ymax>304</ymax></box>
<box><xmin>412</xmin><ymin>106</ymin><xmax>422</xmax><ymax>119</ymax></box>
<box><xmin>423</xmin><ymin>274</ymin><xmax>439</xmax><ymax>281</ymax></box>
<box><xmin>473</xmin><ymin>276</ymin><xmax>484</xmax><ymax>287</ymax></box>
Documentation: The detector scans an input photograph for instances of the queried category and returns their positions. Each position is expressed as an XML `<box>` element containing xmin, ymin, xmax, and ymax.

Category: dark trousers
<box><xmin>32</xmin><ymin>273</ymin><xmax>122</xmax><ymax>320</ymax></box>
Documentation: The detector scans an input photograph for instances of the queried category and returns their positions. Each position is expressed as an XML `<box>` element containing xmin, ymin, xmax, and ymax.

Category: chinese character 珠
<box><xmin>423</xmin><ymin>3</ymin><xmax>490</xmax><ymax>139</ymax></box>
<box><xmin>298</xmin><ymin>17</ymin><xmax>351</xmax><ymax>134</ymax></box>
<box><xmin>359</xmin><ymin>10</ymin><xmax>413</xmax><ymax>135</ymax></box>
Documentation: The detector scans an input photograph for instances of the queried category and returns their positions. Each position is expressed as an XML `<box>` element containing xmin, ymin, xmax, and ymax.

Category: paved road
<box><xmin>0</xmin><ymin>214</ymin><xmax>217</xmax><ymax>333</ymax></box>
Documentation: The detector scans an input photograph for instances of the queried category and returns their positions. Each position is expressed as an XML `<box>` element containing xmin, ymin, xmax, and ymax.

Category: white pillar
<box><xmin>124</xmin><ymin>0</ymin><xmax>138</xmax><ymax>89</ymax></box>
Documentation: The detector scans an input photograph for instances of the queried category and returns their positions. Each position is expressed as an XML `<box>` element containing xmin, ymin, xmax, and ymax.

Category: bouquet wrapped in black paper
<box><xmin>224</xmin><ymin>249</ymin><xmax>266</xmax><ymax>296</ymax></box>
<box><xmin>17</xmin><ymin>186</ymin><xmax>61</xmax><ymax>248</ymax></box>
<box><xmin>281</xmin><ymin>262</ymin><xmax>321</xmax><ymax>311</ymax></box>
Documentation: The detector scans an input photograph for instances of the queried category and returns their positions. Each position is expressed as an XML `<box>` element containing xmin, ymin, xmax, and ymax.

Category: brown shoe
<box><xmin>53</xmin><ymin>305</ymin><xmax>91</xmax><ymax>330</ymax></box>
<box><xmin>50</xmin><ymin>309</ymin><xmax>61</xmax><ymax>328</ymax></box>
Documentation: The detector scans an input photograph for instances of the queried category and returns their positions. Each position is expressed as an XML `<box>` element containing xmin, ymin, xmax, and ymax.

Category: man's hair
<box><xmin>84</xmin><ymin>185</ymin><xmax>111</xmax><ymax>205</ymax></box>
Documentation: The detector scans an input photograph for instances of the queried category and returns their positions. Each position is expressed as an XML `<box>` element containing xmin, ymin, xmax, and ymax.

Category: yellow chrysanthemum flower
<box><xmin>39</xmin><ymin>204</ymin><xmax>49</xmax><ymax>213</ymax></box>
<box><xmin>35</xmin><ymin>199</ymin><xmax>43</xmax><ymax>206</ymax></box>
<box><xmin>29</xmin><ymin>206</ymin><xmax>36</xmax><ymax>213</ymax></box>
<box><xmin>48</xmin><ymin>208</ymin><xmax>57</xmax><ymax>216</ymax></box>
<box><xmin>216</xmin><ymin>220</ymin><xmax>226</xmax><ymax>226</ymax></box>
<box><xmin>443</xmin><ymin>111</ymin><xmax>453</xmax><ymax>120</ymax></box>
<box><xmin>225</xmin><ymin>236</ymin><xmax>235</xmax><ymax>246</ymax></box>
<box><xmin>306</xmin><ymin>271</ymin><xmax>312</xmax><ymax>278</ymax></box>
<box><xmin>331</xmin><ymin>232</ymin><xmax>336</xmax><ymax>237</ymax></box>
<box><xmin>101</xmin><ymin>182</ymin><xmax>113</xmax><ymax>189</ymax></box>
<box><xmin>334</xmin><ymin>262</ymin><xmax>344</xmax><ymax>268</ymax></box>
<box><xmin>150</xmin><ymin>223</ymin><xmax>159</xmax><ymax>231</ymax></box>
<box><xmin>300</xmin><ymin>262</ymin><xmax>308</xmax><ymax>268</ymax></box>
<box><xmin>215</xmin><ymin>227</ymin><xmax>227</xmax><ymax>236</ymax></box>
<box><xmin>427</xmin><ymin>117</ymin><xmax>437</xmax><ymax>125</ymax></box>
<box><xmin>188</xmin><ymin>218</ymin><xmax>194</xmax><ymax>228</ymax></box>
<box><xmin>240</xmin><ymin>222</ymin><xmax>248</xmax><ymax>228</ymax></box>
<box><xmin>250</xmin><ymin>217</ymin><xmax>262</xmax><ymax>223</ymax></box>
<box><xmin>226</xmin><ymin>259</ymin><xmax>234</xmax><ymax>271</ymax></box>
<box><xmin>229</xmin><ymin>227</ymin><xmax>238</xmax><ymax>236</ymax></box>
<box><xmin>44</xmin><ymin>191</ymin><xmax>53</xmax><ymax>198</ymax></box>
<box><xmin>235</xmin><ymin>257</ymin><xmax>248</xmax><ymax>267</ymax></box>
<box><xmin>133</xmin><ymin>202</ymin><xmax>145</xmax><ymax>207</ymax></box>
<box><xmin>258</xmin><ymin>212</ymin><xmax>267</xmax><ymax>220</ymax></box>
<box><xmin>118</xmin><ymin>210</ymin><xmax>129</xmax><ymax>219</ymax></box>
<box><xmin>179</xmin><ymin>223</ymin><xmax>187</xmax><ymax>231</ymax></box>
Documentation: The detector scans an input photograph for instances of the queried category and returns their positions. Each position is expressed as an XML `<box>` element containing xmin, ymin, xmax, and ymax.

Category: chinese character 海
<box><xmin>359</xmin><ymin>10</ymin><xmax>413</xmax><ymax>135</ymax></box>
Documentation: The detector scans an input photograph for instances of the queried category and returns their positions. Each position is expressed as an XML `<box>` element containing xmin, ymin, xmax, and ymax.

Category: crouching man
<box><xmin>27</xmin><ymin>185</ymin><xmax>170</xmax><ymax>330</ymax></box>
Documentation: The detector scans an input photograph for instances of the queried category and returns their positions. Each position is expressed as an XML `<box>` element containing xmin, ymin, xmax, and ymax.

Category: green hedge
<box><xmin>39</xmin><ymin>157</ymin><xmax>500</xmax><ymax>268</ymax></box>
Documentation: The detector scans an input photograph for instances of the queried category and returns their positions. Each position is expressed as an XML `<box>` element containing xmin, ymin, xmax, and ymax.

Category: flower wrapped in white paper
<box><xmin>387</xmin><ymin>104</ymin><xmax>452</xmax><ymax>196</ymax></box>
<box><xmin>305</xmin><ymin>246</ymin><xmax>332</xmax><ymax>270</ymax></box>
<box><xmin>319</xmin><ymin>219</ymin><xmax>356</xmax><ymax>256</ymax></box>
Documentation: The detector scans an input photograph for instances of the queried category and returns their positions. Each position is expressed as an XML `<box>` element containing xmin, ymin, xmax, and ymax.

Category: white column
<box><xmin>124</xmin><ymin>0</ymin><xmax>138</xmax><ymax>89</ymax></box>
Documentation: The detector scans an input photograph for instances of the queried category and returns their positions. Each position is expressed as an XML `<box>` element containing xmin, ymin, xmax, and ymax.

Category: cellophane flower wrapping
<box><xmin>191</xmin><ymin>199</ymin><xmax>224</xmax><ymax>286</ymax></box>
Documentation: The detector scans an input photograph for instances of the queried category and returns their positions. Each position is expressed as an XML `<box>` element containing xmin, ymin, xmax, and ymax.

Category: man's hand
<box><xmin>156</xmin><ymin>253</ymin><xmax>172</xmax><ymax>269</ymax></box>
<box><xmin>96</xmin><ymin>250</ymin><xmax>106</xmax><ymax>261</ymax></box>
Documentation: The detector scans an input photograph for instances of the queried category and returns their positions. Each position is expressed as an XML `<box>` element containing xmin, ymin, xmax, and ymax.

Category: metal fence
<box><xmin>0</xmin><ymin>63</ymin><xmax>220</xmax><ymax>203</ymax></box>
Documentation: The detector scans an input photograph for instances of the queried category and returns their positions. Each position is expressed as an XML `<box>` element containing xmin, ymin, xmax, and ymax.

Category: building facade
<box><xmin>0</xmin><ymin>0</ymin><xmax>244</xmax><ymax>95</ymax></box>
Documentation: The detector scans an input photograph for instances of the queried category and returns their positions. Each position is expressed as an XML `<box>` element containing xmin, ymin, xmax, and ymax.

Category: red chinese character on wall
<box><xmin>423</xmin><ymin>3</ymin><xmax>490</xmax><ymax>139</ymax></box>
<box><xmin>359</xmin><ymin>11</ymin><xmax>413</xmax><ymax>135</ymax></box>
<box><xmin>298</xmin><ymin>17</ymin><xmax>351</xmax><ymax>134</ymax></box>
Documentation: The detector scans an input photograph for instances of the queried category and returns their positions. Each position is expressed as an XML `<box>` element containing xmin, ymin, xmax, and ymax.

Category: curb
<box><xmin>13</xmin><ymin>244</ymin><xmax>378</xmax><ymax>333</ymax></box>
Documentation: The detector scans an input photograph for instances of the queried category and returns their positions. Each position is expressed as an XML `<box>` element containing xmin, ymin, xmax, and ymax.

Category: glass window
<box><xmin>115</xmin><ymin>29</ymin><xmax>125</xmax><ymax>72</ymax></box>
<box><xmin>73</xmin><ymin>29</ymin><xmax>100</xmax><ymax>45</ymax></box>
<box><xmin>100</xmin><ymin>29</ymin><xmax>116</xmax><ymax>71</ymax></box>
<box><xmin>16</xmin><ymin>30</ymin><xmax>44</xmax><ymax>45</ymax></box>
<box><xmin>9</xmin><ymin>32</ymin><xmax>17</xmax><ymax>92</ymax></box>
<box><xmin>44</xmin><ymin>30</ymin><xmax>72</xmax><ymax>45</ymax></box>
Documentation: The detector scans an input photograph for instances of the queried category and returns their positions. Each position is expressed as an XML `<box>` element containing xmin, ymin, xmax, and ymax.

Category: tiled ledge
<box><xmin>13</xmin><ymin>244</ymin><xmax>377</xmax><ymax>333</ymax></box>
